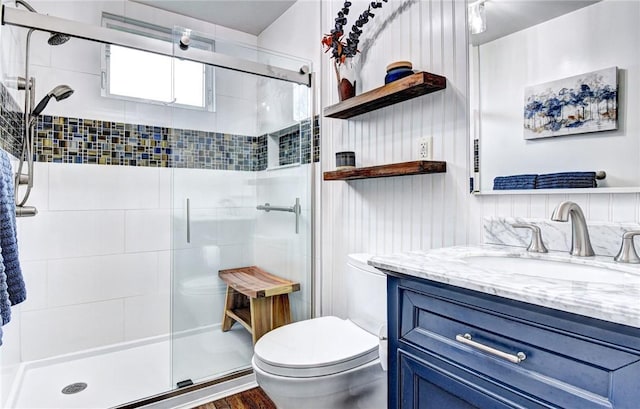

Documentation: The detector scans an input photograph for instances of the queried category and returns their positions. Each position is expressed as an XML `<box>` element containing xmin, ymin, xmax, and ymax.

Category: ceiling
<box><xmin>131</xmin><ymin>0</ymin><xmax>297</xmax><ymax>36</ymax></box>
<box><xmin>471</xmin><ymin>0</ymin><xmax>599</xmax><ymax>45</ymax></box>
<box><xmin>132</xmin><ymin>0</ymin><xmax>600</xmax><ymax>44</ymax></box>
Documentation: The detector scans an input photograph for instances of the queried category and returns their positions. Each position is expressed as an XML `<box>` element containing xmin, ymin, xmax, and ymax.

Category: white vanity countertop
<box><xmin>369</xmin><ymin>245</ymin><xmax>640</xmax><ymax>328</ymax></box>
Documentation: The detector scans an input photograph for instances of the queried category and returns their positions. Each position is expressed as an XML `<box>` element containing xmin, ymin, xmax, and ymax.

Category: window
<box><xmin>101</xmin><ymin>13</ymin><xmax>214</xmax><ymax>111</ymax></box>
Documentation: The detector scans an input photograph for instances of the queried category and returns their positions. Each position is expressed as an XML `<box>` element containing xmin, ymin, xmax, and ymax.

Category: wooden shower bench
<box><xmin>219</xmin><ymin>266</ymin><xmax>300</xmax><ymax>344</ymax></box>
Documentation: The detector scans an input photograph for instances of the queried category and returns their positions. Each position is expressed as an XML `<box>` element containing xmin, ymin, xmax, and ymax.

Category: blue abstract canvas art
<box><xmin>524</xmin><ymin>67</ymin><xmax>618</xmax><ymax>139</ymax></box>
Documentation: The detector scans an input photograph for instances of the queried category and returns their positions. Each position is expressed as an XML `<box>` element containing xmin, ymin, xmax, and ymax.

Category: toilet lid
<box><xmin>253</xmin><ymin>316</ymin><xmax>379</xmax><ymax>378</ymax></box>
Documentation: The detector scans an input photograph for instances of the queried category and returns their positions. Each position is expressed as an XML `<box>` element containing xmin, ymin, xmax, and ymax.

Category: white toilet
<box><xmin>252</xmin><ymin>254</ymin><xmax>387</xmax><ymax>409</ymax></box>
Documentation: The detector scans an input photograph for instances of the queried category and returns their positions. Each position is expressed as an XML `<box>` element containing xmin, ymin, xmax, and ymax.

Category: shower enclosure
<box><xmin>168</xmin><ymin>27</ymin><xmax>314</xmax><ymax>389</ymax></box>
<box><xmin>0</xmin><ymin>3</ymin><xmax>314</xmax><ymax>408</ymax></box>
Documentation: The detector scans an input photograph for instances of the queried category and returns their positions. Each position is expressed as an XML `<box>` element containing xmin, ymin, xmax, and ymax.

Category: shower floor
<box><xmin>7</xmin><ymin>325</ymin><xmax>253</xmax><ymax>409</ymax></box>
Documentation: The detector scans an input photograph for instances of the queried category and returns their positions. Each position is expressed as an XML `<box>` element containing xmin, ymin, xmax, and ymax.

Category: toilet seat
<box><xmin>253</xmin><ymin>316</ymin><xmax>379</xmax><ymax>378</ymax></box>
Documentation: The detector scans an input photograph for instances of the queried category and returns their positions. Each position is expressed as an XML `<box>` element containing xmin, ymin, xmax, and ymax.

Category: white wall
<box><xmin>477</xmin><ymin>0</ymin><xmax>640</xmax><ymax>189</ymax></box>
<box><xmin>22</xmin><ymin>0</ymin><xmax>259</xmax><ymax>136</ymax></box>
<box><xmin>14</xmin><ymin>163</ymin><xmax>171</xmax><ymax>361</ymax></box>
<box><xmin>258</xmin><ymin>0</ymin><xmax>320</xmax><ymax>72</ymax></box>
<box><xmin>0</xmin><ymin>21</ymin><xmax>23</xmax><ymax>109</ymax></box>
<box><xmin>257</xmin><ymin>0</ymin><xmax>320</xmax><ymax>135</ymax></box>
<box><xmin>320</xmin><ymin>0</ymin><xmax>472</xmax><ymax>317</ymax></box>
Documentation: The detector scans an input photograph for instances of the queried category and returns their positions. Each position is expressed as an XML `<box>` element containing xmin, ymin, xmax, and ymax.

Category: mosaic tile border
<box><xmin>277</xmin><ymin>124</ymin><xmax>301</xmax><ymax>167</ymax></box>
<box><xmin>33</xmin><ymin>115</ymin><xmax>320</xmax><ymax>171</ymax></box>
<box><xmin>257</xmin><ymin>118</ymin><xmax>319</xmax><ymax>169</ymax></box>
<box><xmin>0</xmin><ymin>82</ymin><xmax>24</xmax><ymax>158</ymax></box>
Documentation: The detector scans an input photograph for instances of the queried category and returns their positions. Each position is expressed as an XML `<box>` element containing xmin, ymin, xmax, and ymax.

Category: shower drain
<box><xmin>61</xmin><ymin>382</ymin><xmax>88</xmax><ymax>395</ymax></box>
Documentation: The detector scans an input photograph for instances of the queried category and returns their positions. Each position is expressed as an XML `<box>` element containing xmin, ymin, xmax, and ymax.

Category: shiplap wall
<box><xmin>318</xmin><ymin>0</ymin><xmax>640</xmax><ymax>317</ymax></box>
<box><xmin>320</xmin><ymin>0</ymin><xmax>473</xmax><ymax>316</ymax></box>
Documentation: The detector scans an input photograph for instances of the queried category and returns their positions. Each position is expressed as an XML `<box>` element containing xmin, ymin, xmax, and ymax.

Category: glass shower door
<box><xmin>170</xmin><ymin>167</ymin><xmax>257</xmax><ymax>385</ymax></box>
<box><xmin>169</xmin><ymin>29</ymin><xmax>313</xmax><ymax>387</ymax></box>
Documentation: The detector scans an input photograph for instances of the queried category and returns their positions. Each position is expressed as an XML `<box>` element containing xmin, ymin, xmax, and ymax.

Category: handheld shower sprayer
<box><xmin>15</xmin><ymin>82</ymin><xmax>74</xmax><ymax>211</ymax></box>
<box><xmin>31</xmin><ymin>85</ymin><xmax>74</xmax><ymax>117</ymax></box>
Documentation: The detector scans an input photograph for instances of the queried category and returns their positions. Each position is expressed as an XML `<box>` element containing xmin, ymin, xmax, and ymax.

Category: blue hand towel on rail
<box><xmin>0</xmin><ymin>148</ymin><xmax>26</xmax><ymax>345</ymax></box>
<box><xmin>493</xmin><ymin>174</ymin><xmax>537</xmax><ymax>190</ymax></box>
<box><xmin>536</xmin><ymin>172</ymin><xmax>597</xmax><ymax>189</ymax></box>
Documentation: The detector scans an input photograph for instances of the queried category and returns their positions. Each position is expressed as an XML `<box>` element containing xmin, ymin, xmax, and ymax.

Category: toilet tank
<box><xmin>346</xmin><ymin>253</ymin><xmax>387</xmax><ymax>335</ymax></box>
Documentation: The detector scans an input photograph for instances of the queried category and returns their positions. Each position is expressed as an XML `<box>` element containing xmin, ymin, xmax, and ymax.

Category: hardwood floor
<box><xmin>192</xmin><ymin>387</ymin><xmax>276</xmax><ymax>409</ymax></box>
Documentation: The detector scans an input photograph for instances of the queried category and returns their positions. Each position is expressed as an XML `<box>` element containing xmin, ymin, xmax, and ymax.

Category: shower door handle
<box><xmin>186</xmin><ymin>198</ymin><xmax>191</xmax><ymax>244</ymax></box>
<box><xmin>294</xmin><ymin>197</ymin><xmax>301</xmax><ymax>234</ymax></box>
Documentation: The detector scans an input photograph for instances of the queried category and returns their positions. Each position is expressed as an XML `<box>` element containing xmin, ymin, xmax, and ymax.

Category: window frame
<box><xmin>101</xmin><ymin>13</ymin><xmax>215</xmax><ymax>112</ymax></box>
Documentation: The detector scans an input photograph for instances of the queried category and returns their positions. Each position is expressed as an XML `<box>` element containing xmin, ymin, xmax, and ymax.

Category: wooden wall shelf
<box><xmin>323</xmin><ymin>72</ymin><xmax>446</xmax><ymax>119</ymax></box>
<box><xmin>323</xmin><ymin>160</ymin><xmax>446</xmax><ymax>181</ymax></box>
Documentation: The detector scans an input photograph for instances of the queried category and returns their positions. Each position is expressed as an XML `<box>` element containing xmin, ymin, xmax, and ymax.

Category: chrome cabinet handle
<box><xmin>455</xmin><ymin>333</ymin><xmax>526</xmax><ymax>364</ymax></box>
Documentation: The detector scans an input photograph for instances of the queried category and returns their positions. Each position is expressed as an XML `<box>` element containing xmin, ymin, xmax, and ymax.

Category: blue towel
<box><xmin>494</xmin><ymin>172</ymin><xmax>598</xmax><ymax>190</ymax></box>
<box><xmin>493</xmin><ymin>174</ymin><xmax>537</xmax><ymax>190</ymax></box>
<box><xmin>0</xmin><ymin>148</ymin><xmax>26</xmax><ymax>345</ymax></box>
<box><xmin>536</xmin><ymin>172</ymin><xmax>597</xmax><ymax>189</ymax></box>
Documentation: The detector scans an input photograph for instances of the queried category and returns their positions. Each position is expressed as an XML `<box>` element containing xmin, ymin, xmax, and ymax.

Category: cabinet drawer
<box><xmin>397</xmin><ymin>349</ymin><xmax>553</xmax><ymax>409</ymax></box>
<box><xmin>395</xmin><ymin>280</ymin><xmax>640</xmax><ymax>409</ymax></box>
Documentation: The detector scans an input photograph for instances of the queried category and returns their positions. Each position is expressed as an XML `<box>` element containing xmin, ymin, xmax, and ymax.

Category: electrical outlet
<box><xmin>419</xmin><ymin>136</ymin><xmax>433</xmax><ymax>160</ymax></box>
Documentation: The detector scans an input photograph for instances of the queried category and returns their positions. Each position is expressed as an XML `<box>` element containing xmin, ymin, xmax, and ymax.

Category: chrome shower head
<box><xmin>15</xmin><ymin>0</ymin><xmax>70</xmax><ymax>46</ymax></box>
<box><xmin>48</xmin><ymin>32</ymin><xmax>70</xmax><ymax>46</ymax></box>
<box><xmin>31</xmin><ymin>85</ymin><xmax>74</xmax><ymax>116</ymax></box>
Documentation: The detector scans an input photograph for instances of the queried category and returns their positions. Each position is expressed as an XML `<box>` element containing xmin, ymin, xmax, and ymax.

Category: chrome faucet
<box><xmin>551</xmin><ymin>201</ymin><xmax>595</xmax><ymax>257</ymax></box>
<box><xmin>512</xmin><ymin>223</ymin><xmax>548</xmax><ymax>253</ymax></box>
<box><xmin>614</xmin><ymin>230</ymin><xmax>640</xmax><ymax>263</ymax></box>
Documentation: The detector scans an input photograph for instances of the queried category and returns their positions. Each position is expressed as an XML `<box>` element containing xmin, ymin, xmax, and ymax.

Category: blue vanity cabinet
<box><xmin>387</xmin><ymin>274</ymin><xmax>640</xmax><ymax>409</ymax></box>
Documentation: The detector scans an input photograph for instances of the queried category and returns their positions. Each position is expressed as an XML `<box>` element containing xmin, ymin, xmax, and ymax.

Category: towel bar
<box><xmin>256</xmin><ymin>198</ymin><xmax>301</xmax><ymax>234</ymax></box>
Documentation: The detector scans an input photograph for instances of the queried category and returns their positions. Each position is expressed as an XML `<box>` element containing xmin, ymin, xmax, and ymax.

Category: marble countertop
<box><xmin>369</xmin><ymin>245</ymin><xmax>640</xmax><ymax>328</ymax></box>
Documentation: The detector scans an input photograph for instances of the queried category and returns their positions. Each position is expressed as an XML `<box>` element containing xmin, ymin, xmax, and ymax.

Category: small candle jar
<box><xmin>335</xmin><ymin>151</ymin><xmax>356</xmax><ymax>170</ymax></box>
<box><xmin>385</xmin><ymin>61</ymin><xmax>414</xmax><ymax>84</ymax></box>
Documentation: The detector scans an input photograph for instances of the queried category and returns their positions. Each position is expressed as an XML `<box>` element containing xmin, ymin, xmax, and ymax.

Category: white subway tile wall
<box><xmin>48</xmin><ymin>164</ymin><xmax>161</xmax><ymax>210</ymax></box>
<box><xmin>20</xmin><ymin>300</ymin><xmax>125</xmax><ymax>361</ymax></box>
<box><xmin>15</xmin><ymin>164</ymin><xmax>261</xmax><ymax>360</ymax></box>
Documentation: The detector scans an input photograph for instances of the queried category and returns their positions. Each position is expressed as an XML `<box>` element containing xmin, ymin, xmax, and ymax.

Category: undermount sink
<box><xmin>462</xmin><ymin>255</ymin><xmax>635</xmax><ymax>284</ymax></box>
